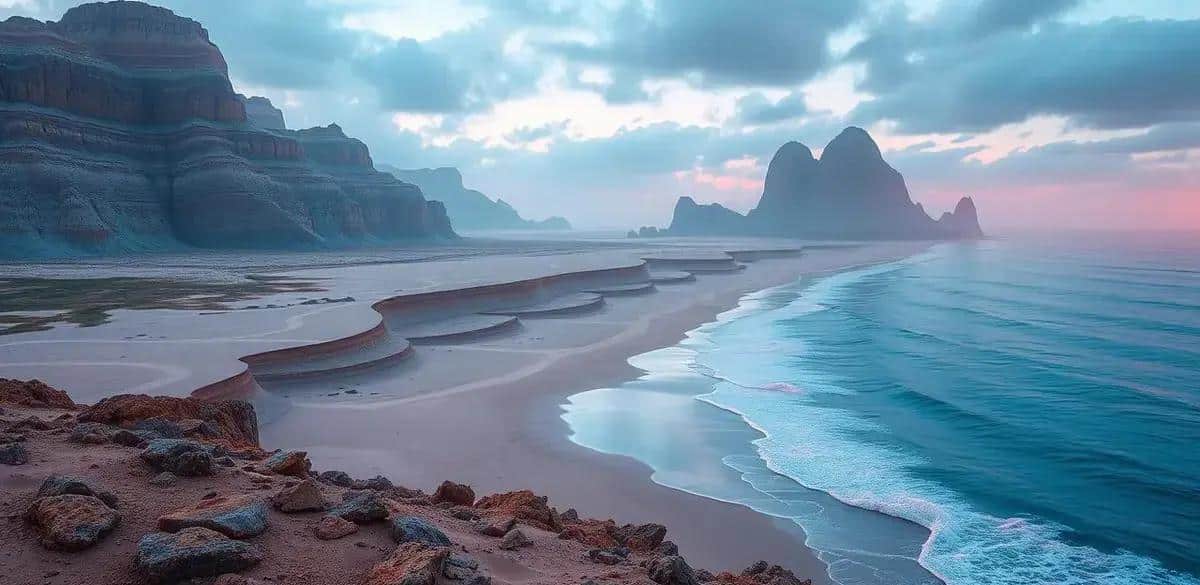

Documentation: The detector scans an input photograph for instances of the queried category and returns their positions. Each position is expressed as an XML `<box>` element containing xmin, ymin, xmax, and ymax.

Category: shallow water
<box><xmin>564</xmin><ymin>234</ymin><xmax>1200</xmax><ymax>585</ymax></box>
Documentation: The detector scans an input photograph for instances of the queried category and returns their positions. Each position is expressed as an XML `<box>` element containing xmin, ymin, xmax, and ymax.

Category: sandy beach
<box><xmin>254</xmin><ymin>240</ymin><xmax>934</xmax><ymax>580</ymax></box>
<box><xmin>2</xmin><ymin>237</ymin><xmax>932</xmax><ymax>583</ymax></box>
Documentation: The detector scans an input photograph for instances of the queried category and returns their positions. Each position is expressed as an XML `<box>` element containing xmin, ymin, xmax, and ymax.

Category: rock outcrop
<box><xmin>664</xmin><ymin>127</ymin><xmax>983</xmax><ymax>240</ymax></box>
<box><xmin>384</xmin><ymin>166</ymin><xmax>571</xmax><ymax>231</ymax></box>
<box><xmin>0</xmin><ymin>378</ymin><xmax>78</xmax><ymax>409</ymax></box>
<box><xmin>0</xmin><ymin>2</ymin><xmax>455</xmax><ymax>259</ymax></box>
<box><xmin>78</xmin><ymin>393</ymin><xmax>258</xmax><ymax>451</ymax></box>
<box><xmin>238</xmin><ymin>95</ymin><xmax>286</xmax><ymax>130</ymax></box>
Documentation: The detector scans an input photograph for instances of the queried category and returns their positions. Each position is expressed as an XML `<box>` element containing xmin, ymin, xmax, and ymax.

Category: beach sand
<box><xmin>257</xmin><ymin>240</ymin><xmax>933</xmax><ymax>581</ymax></box>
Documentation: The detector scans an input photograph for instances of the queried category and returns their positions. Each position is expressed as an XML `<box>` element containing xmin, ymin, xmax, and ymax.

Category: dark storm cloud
<box><xmin>849</xmin><ymin>11</ymin><xmax>1200</xmax><ymax>132</ymax></box>
<box><xmin>548</xmin><ymin>0</ymin><xmax>863</xmax><ymax>88</ymax></box>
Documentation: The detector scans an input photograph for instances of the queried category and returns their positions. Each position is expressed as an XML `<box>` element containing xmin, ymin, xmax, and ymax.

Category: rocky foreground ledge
<box><xmin>0</xmin><ymin>379</ymin><xmax>812</xmax><ymax>585</ymax></box>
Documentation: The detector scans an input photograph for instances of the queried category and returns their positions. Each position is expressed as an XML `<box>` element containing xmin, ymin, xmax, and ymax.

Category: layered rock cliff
<box><xmin>382</xmin><ymin>166</ymin><xmax>570</xmax><ymax>231</ymax></box>
<box><xmin>666</xmin><ymin>127</ymin><xmax>983</xmax><ymax>240</ymax></box>
<box><xmin>0</xmin><ymin>1</ymin><xmax>454</xmax><ymax>258</ymax></box>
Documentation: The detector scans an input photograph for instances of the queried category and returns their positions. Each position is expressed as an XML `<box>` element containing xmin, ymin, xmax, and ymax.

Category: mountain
<box><xmin>665</xmin><ymin>127</ymin><xmax>983</xmax><ymax>240</ymax></box>
<box><xmin>0</xmin><ymin>1</ymin><xmax>454</xmax><ymax>259</ymax></box>
<box><xmin>382</xmin><ymin>166</ymin><xmax>570</xmax><ymax>231</ymax></box>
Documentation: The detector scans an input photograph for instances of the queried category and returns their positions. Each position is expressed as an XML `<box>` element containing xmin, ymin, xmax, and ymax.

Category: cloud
<box><xmin>355</xmin><ymin>39</ymin><xmax>472</xmax><ymax>112</ymax></box>
<box><xmin>736</xmin><ymin>92</ymin><xmax>808</xmax><ymax>125</ymax></box>
<box><xmin>548</xmin><ymin>0</ymin><xmax>863</xmax><ymax>89</ymax></box>
<box><xmin>849</xmin><ymin>9</ymin><xmax>1200</xmax><ymax>132</ymax></box>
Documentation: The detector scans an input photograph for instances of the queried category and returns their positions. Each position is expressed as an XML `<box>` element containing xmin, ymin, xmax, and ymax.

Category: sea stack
<box><xmin>0</xmin><ymin>1</ymin><xmax>455</xmax><ymax>259</ymax></box>
<box><xmin>666</xmin><ymin>127</ymin><xmax>984</xmax><ymax>240</ymax></box>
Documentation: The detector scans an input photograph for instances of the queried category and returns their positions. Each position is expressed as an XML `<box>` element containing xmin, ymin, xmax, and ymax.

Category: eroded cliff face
<box><xmin>0</xmin><ymin>1</ymin><xmax>454</xmax><ymax>258</ymax></box>
<box><xmin>667</xmin><ymin>127</ymin><xmax>983</xmax><ymax>240</ymax></box>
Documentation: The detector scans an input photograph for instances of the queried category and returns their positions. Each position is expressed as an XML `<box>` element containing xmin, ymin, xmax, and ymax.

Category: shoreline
<box><xmin>260</xmin><ymin>241</ymin><xmax>934</xmax><ymax>581</ymax></box>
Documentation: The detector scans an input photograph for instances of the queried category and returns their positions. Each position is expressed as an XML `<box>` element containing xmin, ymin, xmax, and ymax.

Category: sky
<box><xmin>4</xmin><ymin>0</ymin><xmax>1199</xmax><ymax>231</ymax></box>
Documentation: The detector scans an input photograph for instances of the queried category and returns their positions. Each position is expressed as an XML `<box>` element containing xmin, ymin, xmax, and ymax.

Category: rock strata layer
<box><xmin>0</xmin><ymin>2</ymin><xmax>454</xmax><ymax>259</ymax></box>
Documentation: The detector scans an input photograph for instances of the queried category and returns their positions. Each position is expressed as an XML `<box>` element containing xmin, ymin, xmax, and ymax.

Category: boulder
<box><xmin>474</xmin><ymin>490</ymin><xmax>562</xmax><ymax>531</ymax></box>
<box><xmin>658</xmin><ymin>540</ymin><xmax>680</xmax><ymax>556</ymax></box>
<box><xmin>7</xmin><ymin>415</ymin><xmax>52</xmax><ymax>431</ymax></box>
<box><xmin>560</xmin><ymin>508</ymin><xmax>580</xmax><ymax>524</ymax></box>
<box><xmin>136</xmin><ymin>527</ymin><xmax>263</xmax><ymax>583</ymax></box>
<box><xmin>263</xmin><ymin>450</ymin><xmax>311</xmax><ymax>477</ymax></box>
<box><xmin>313</xmin><ymin>515</ymin><xmax>359</xmax><ymax>540</ymax></box>
<box><xmin>736</xmin><ymin>562</ymin><xmax>812</xmax><ymax>585</ymax></box>
<box><xmin>79</xmin><ymin>394</ymin><xmax>259</xmax><ymax>450</ymax></box>
<box><xmin>559</xmin><ymin>518</ymin><xmax>618</xmax><ymax>548</ymax></box>
<box><xmin>327</xmin><ymin>490</ymin><xmax>389</xmax><ymax>524</ymax></box>
<box><xmin>615</xmin><ymin>522</ymin><xmax>667</xmax><ymax>552</ymax></box>
<box><xmin>443</xmin><ymin>552</ymin><xmax>480</xmax><ymax>580</ymax></box>
<box><xmin>431</xmin><ymin>480</ymin><xmax>475</xmax><ymax>507</ymax></box>
<box><xmin>26</xmin><ymin>494</ymin><xmax>119</xmax><ymax>551</ymax></box>
<box><xmin>0</xmin><ymin>378</ymin><xmax>77</xmax><ymax>409</ymax></box>
<box><xmin>271</xmin><ymin>478</ymin><xmax>326</xmax><ymax>512</ymax></box>
<box><xmin>318</xmin><ymin>470</ymin><xmax>354</xmax><ymax>487</ymax></box>
<box><xmin>157</xmin><ymin>494</ymin><xmax>269</xmax><ymax>538</ymax></box>
<box><xmin>140</xmin><ymin>439</ymin><xmax>217</xmax><ymax>476</ymax></box>
<box><xmin>68</xmin><ymin>422</ymin><xmax>112</xmax><ymax>444</ymax></box>
<box><xmin>0</xmin><ymin>442</ymin><xmax>29</xmax><ymax>465</ymax></box>
<box><xmin>588</xmin><ymin>548</ymin><xmax>624</xmax><ymax>565</ymax></box>
<box><xmin>648</xmin><ymin>555</ymin><xmax>699</xmax><ymax>585</ymax></box>
<box><xmin>365</xmin><ymin>542</ymin><xmax>451</xmax><ymax>585</ymax></box>
<box><xmin>133</xmin><ymin>417</ymin><xmax>184</xmax><ymax>439</ymax></box>
<box><xmin>478</xmin><ymin>516</ymin><xmax>516</xmax><ymax>537</ymax></box>
<box><xmin>351</xmin><ymin>475</ymin><xmax>393</xmax><ymax>491</ymax></box>
<box><xmin>112</xmin><ymin>428</ymin><xmax>155</xmax><ymax>447</ymax></box>
<box><xmin>499</xmin><ymin>528</ymin><xmax>533</xmax><ymax>551</ymax></box>
<box><xmin>391</xmin><ymin>516</ymin><xmax>451</xmax><ymax>546</ymax></box>
<box><xmin>449</xmin><ymin>505</ymin><xmax>479</xmax><ymax>521</ymax></box>
<box><xmin>36</xmin><ymin>475</ymin><xmax>119</xmax><ymax>508</ymax></box>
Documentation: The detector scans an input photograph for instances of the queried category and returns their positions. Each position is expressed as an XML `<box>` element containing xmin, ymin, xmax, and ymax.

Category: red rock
<box><xmin>474</xmin><ymin>490</ymin><xmax>562</xmax><ymax>532</ymax></box>
<box><xmin>431</xmin><ymin>480</ymin><xmax>475</xmax><ymax>507</ymax></box>
<box><xmin>364</xmin><ymin>542</ymin><xmax>450</xmax><ymax>585</ymax></box>
<box><xmin>313</xmin><ymin>515</ymin><xmax>358</xmax><ymax>540</ymax></box>
<box><xmin>559</xmin><ymin>519</ymin><xmax>619</xmax><ymax>548</ymax></box>
<box><xmin>0</xmin><ymin>378</ymin><xmax>77</xmax><ymax>409</ymax></box>
<box><xmin>26</xmin><ymin>494</ymin><xmax>120</xmax><ymax>551</ymax></box>
<box><xmin>78</xmin><ymin>394</ymin><xmax>259</xmax><ymax>451</ymax></box>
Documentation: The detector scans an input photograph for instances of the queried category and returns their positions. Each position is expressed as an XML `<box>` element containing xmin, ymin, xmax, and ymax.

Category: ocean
<box><xmin>562</xmin><ymin>234</ymin><xmax>1200</xmax><ymax>585</ymax></box>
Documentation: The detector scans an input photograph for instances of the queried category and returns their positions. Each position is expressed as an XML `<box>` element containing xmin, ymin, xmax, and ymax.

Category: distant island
<box><xmin>382</xmin><ymin>166</ymin><xmax>571</xmax><ymax>232</ymax></box>
<box><xmin>658</xmin><ymin>127</ymin><xmax>983</xmax><ymax>240</ymax></box>
<box><xmin>0</xmin><ymin>2</ymin><xmax>454</xmax><ymax>259</ymax></box>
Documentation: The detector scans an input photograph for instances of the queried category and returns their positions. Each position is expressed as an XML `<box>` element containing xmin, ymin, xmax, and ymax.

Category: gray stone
<box><xmin>36</xmin><ymin>475</ymin><xmax>119</xmax><ymax>508</ymax></box>
<box><xmin>136</xmin><ymin>527</ymin><xmax>262</xmax><ymax>583</ymax></box>
<box><xmin>499</xmin><ymin>528</ymin><xmax>532</xmax><ymax>551</ymax></box>
<box><xmin>0</xmin><ymin>441</ymin><xmax>29</xmax><ymax>465</ymax></box>
<box><xmin>327</xmin><ymin>490</ymin><xmax>389</xmax><ymax>524</ymax></box>
<box><xmin>158</xmin><ymin>494</ymin><xmax>269</xmax><ymax>539</ymax></box>
<box><xmin>140</xmin><ymin>439</ymin><xmax>217</xmax><ymax>476</ymax></box>
<box><xmin>318</xmin><ymin>470</ymin><xmax>354</xmax><ymax>487</ymax></box>
<box><xmin>391</xmin><ymin>515</ymin><xmax>451</xmax><ymax>546</ymax></box>
<box><xmin>648</xmin><ymin>555</ymin><xmax>699</xmax><ymax>585</ymax></box>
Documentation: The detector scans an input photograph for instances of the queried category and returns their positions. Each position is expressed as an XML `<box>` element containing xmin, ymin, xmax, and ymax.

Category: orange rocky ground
<box><xmin>0</xmin><ymin>378</ymin><xmax>812</xmax><ymax>585</ymax></box>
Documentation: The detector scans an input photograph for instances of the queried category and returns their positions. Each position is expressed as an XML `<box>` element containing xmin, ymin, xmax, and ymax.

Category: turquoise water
<box><xmin>563</xmin><ymin>235</ymin><xmax>1200</xmax><ymax>585</ymax></box>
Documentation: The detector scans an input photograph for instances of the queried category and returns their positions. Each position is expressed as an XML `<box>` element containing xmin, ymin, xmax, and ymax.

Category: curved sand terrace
<box><xmin>0</xmin><ymin>238</ymin><xmax>931</xmax><ymax>580</ymax></box>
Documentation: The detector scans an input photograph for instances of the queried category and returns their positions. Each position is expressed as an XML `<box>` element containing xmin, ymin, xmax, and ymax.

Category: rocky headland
<box><xmin>0</xmin><ymin>1</ymin><xmax>455</xmax><ymax>259</ymax></box>
<box><xmin>0</xmin><ymin>377</ymin><xmax>813</xmax><ymax>585</ymax></box>
<box><xmin>383</xmin><ymin>166</ymin><xmax>571</xmax><ymax>232</ymax></box>
<box><xmin>664</xmin><ymin>127</ymin><xmax>983</xmax><ymax>240</ymax></box>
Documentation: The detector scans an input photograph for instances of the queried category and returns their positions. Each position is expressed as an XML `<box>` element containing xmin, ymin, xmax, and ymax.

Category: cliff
<box><xmin>383</xmin><ymin>166</ymin><xmax>571</xmax><ymax>231</ymax></box>
<box><xmin>666</xmin><ymin>127</ymin><xmax>983</xmax><ymax>240</ymax></box>
<box><xmin>239</xmin><ymin>94</ymin><xmax>287</xmax><ymax>130</ymax></box>
<box><xmin>0</xmin><ymin>1</ymin><xmax>454</xmax><ymax>259</ymax></box>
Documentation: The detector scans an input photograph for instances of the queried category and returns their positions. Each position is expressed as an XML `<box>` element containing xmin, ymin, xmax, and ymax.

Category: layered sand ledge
<box><xmin>0</xmin><ymin>239</ymin><xmax>933</xmax><ymax>583</ymax></box>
